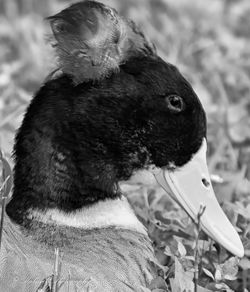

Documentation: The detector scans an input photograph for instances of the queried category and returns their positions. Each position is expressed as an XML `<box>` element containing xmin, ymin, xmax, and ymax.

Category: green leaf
<box><xmin>220</xmin><ymin>257</ymin><xmax>239</xmax><ymax>281</ymax></box>
<box><xmin>202</xmin><ymin>268</ymin><xmax>214</xmax><ymax>281</ymax></box>
<box><xmin>214</xmin><ymin>268</ymin><xmax>222</xmax><ymax>281</ymax></box>
<box><xmin>169</xmin><ymin>257</ymin><xmax>194</xmax><ymax>292</ymax></box>
<box><xmin>197</xmin><ymin>286</ymin><xmax>213</xmax><ymax>292</ymax></box>
<box><xmin>239</xmin><ymin>258</ymin><xmax>250</xmax><ymax>270</ymax></box>
<box><xmin>177</xmin><ymin>240</ymin><xmax>187</xmax><ymax>257</ymax></box>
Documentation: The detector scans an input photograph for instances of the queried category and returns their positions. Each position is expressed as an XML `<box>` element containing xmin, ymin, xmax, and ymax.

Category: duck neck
<box><xmin>14</xmin><ymin>196</ymin><xmax>147</xmax><ymax>236</ymax></box>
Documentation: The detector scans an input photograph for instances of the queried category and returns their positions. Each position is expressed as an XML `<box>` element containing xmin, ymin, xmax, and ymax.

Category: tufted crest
<box><xmin>47</xmin><ymin>0</ymin><xmax>155</xmax><ymax>84</ymax></box>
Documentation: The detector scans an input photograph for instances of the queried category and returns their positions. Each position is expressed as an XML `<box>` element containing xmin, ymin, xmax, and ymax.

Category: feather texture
<box><xmin>47</xmin><ymin>1</ymin><xmax>155</xmax><ymax>84</ymax></box>
<box><xmin>0</xmin><ymin>213</ymin><xmax>157</xmax><ymax>292</ymax></box>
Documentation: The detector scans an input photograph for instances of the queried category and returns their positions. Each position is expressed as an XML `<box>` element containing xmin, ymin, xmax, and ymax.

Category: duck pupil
<box><xmin>202</xmin><ymin>178</ymin><xmax>210</xmax><ymax>188</ymax></box>
<box><xmin>170</xmin><ymin>96</ymin><xmax>181</xmax><ymax>107</ymax></box>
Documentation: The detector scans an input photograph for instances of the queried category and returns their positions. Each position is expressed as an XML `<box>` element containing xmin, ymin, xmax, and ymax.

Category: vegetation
<box><xmin>0</xmin><ymin>0</ymin><xmax>250</xmax><ymax>291</ymax></box>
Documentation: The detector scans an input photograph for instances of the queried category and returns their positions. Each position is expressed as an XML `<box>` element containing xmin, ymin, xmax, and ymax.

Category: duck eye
<box><xmin>166</xmin><ymin>95</ymin><xmax>185</xmax><ymax>113</ymax></box>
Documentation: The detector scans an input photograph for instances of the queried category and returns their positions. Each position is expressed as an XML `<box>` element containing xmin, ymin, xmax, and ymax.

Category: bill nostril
<box><xmin>202</xmin><ymin>178</ymin><xmax>210</xmax><ymax>188</ymax></box>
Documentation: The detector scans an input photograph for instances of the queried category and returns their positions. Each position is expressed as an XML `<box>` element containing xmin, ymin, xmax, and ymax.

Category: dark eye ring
<box><xmin>165</xmin><ymin>95</ymin><xmax>185</xmax><ymax>113</ymax></box>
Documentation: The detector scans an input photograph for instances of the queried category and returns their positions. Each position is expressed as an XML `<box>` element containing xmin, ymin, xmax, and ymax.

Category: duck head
<box><xmin>117</xmin><ymin>58</ymin><xmax>244</xmax><ymax>258</ymax></box>
<box><xmin>47</xmin><ymin>0</ymin><xmax>154</xmax><ymax>84</ymax></box>
<box><xmin>7</xmin><ymin>54</ymin><xmax>244</xmax><ymax>258</ymax></box>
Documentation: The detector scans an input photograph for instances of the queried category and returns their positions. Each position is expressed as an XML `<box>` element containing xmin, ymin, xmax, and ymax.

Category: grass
<box><xmin>0</xmin><ymin>0</ymin><xmax>250</xmax><ymax>291</ymax></box>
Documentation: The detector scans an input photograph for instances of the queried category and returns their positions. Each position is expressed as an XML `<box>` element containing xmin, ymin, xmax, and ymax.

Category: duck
<box><xmin>1</xmin><ymin>1</ymin><xmax>244</xmax><ymax>291</ymax></box>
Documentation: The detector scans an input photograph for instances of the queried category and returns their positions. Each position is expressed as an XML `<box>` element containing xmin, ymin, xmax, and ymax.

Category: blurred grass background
<box><xmin>0</xmin><ymin>0</ymin><xmax>250</xmax><ymax>290</ymax></box>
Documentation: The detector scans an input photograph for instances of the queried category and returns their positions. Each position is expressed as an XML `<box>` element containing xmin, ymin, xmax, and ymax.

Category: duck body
<box><xmin>1</xmin><ymin>202</ymin><xmax>156</xmax><ymax>292</ymax></box>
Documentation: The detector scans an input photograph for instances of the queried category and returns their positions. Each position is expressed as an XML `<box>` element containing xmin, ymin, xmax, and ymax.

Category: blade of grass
<box><xmin>0</xmin><ymin>150</ymin><xmax>12</xmax><ymax>250</ymax></box>
<box><xmin>0</xmin><ymin>175</ymin><xmax>10</xmax><ymax>250</ymax></box>
<box><xmin>51</xmin><ymin>248</ymin><xmax>60</xmax><ymax>292</ymax></box>
<box><xmin>194</xmin><ymin>205</ymin><xmax>206</xmax><ymax>292</ymax></box>
<box><xmin>67</xmin><ymin>271</ymin><xmax>71</xmax><ymax>292</ymax></box>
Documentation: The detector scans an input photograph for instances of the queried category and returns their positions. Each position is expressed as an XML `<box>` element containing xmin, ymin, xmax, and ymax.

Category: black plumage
<box><xmin>7</xmin><ymin>55</ymin><xmax>206</xmax><ymax>225</ymax></box>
